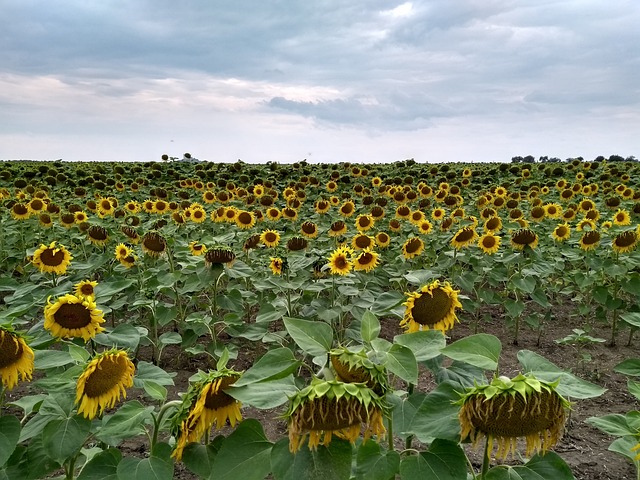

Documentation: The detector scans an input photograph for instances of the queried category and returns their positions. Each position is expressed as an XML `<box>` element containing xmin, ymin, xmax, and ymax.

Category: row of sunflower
<box><xmin>0</xmin><ymin>158</ymin><xmax>638</xmax><ymax>479</ymax></box>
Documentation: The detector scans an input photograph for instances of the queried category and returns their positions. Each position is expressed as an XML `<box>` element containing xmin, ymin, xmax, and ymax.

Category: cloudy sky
<box><xmin>1</xmin><ymin>1</ymin><xmax>638</xmax><ymax>164</ymax></box>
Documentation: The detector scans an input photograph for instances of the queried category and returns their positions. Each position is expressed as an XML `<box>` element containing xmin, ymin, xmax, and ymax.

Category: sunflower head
<box><xmin>402</xmin><ymin>237</ymin><xmax>424</xmax><ymax>259</ymax></box>
<box><xmin>74</xmin><ymin>279</ymin><xmax>98</xmax><ymax>300</ymax></box>
<box><xmin>330</xmin><ymin>346</ymin><xmax>387</xmax><ymax>394</ymax></box>
<box><xmin>353</xmin><ymin>248</ymin><xmax>380</xmax><ymax>273</ymax></box>
<box><xmin>0</xmin><ymin>326</ymin><xmax>34</xmax><ymax>390</ymax></box>
<box><xmin>510</xmin><ymin>228</ymin><xmax>539</xmax><ymax>251</ymax></box>
<box><xmin>285</xmin><ymin>378</ymin><xmax>386</xmax><ymax>452</ymax></box>
<box><xmin>32</xmin><ymin>241</ymin><xmax>73</xmax><ymax>275</ymax></box>
<box><xmin>188</xmin><ymin>241</ymin><xmax>208</xmax><ymax>256</ymax></box>
<box><xmin>327</xmin><ymin>246</ymin><xmax>353</xmax><ymax>276</ymax></box>
<box><xmin>612</xmin><ymin>230</ymin><xmax>638</xmax><ymax>254</ymax></box>
<box><xmin>204</xmin><ymin>246</ymin><xmax>236</xmax><ymax>267</ymax></box>
<box><xmin>44</xmin><ymin>294</ymin><xmax>106</xmax><ymax>341</ymax></box>
<box><xmin>457</xmin><ymin>373</ymin><xmax>570</xmax><ymax>460</ymax></box>
<box><xmin>76</xmin><ymin>349</ymin><xmax>135</xmax><ymax>419</ymax></box>
<box><xmin>172</xmin><ymin>368</ymin><xmax>243</xmax><ymax>460</ymax></box>
<box><xmin>269</xmin><ymin>257</ymin><xmax>286</xmax><ymax>275</ymax></box>
<box><xmin>401</xmin><ymin>280</ymin><xmax>462</xmax><ymax>333</ymax></box>
<box><xmin>142</xmin><ymin>231</ymin><xmax>168</xmax><ymax>257</ymax></box>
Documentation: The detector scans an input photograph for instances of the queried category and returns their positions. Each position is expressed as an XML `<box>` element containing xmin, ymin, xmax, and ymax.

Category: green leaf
<box><xmin>255</xmin><ymin>303</ymin><xmax>286</xmax><ymax>323</ymax></box>
<box><xmin>34</xmin><ymin>349</ymin><xmax>75</xmax><ymax>369</ymax></box>
<box><xmin>228</xmin><ymin>376</ymin><xmax>298</xmax><ymax>409</ymax></box>
<box><xmin>271</xmin><ymin>437</ymin><xmax>353</xmax><ymax>480</ymax></box>
<box><xmin>42</xmin><ymin>415</ymin><xmax>92</xmax><ymax>463</ymax></box>
<box><xmin>354</xmin><ymin>440</ymin><xmax>400</xmax><ymax>480</ymax></box>
<box><xmin>158</xmin><ymin>331</ymin><xmax>181</xmax><ymax>345</ymax></box>
<box><xmin>93</xmin><ymin>323</ymin><xmax>141</xmax><ymax>351</ymax></box>
<box><xmin>210</xmin><ymin>419</ymin><xmax>273</xmax><ymax>480</ymax></box>
<box><xmin>621</xmin><ymin>312</ymin><xmax>640</xmax><ymax>328</ymax></box>
<box><xmin>609</xmin><ymin>436</ymin><xmax>640</xmax><ymax>464</ymax></box>
<box><xmin>77</xmin><ymin>448</ymin><xmax>122</xmax><ymax>480</ymax></box>
<box><xmin>117</xmin><ymin>443</ymin><xmax>174</xmax><ymax>480</ymax></box>
<box><xmin>504</xmin><ymin>298</ymin><xmax>525</xmax><ymax>318</ymax></box>
<box><xmin>614</xmin><ymin>359</ymin><xmax>640</xmax><ymax>376</ymax></box>
<box><xmin>370</xmin><ymin>291</ymin><xmax>405</xmax><ymax>315</ymax></box>
<box><xmin>96</xmin><ymin>278</ymin><xmax>136</xmax><ymax>299</ymax></box>
<box><xmin>393</xmin><ymin>330</ymin><xmax>446</xmax><ymax>362</ymax></box>
<box><xmin>388</xmin><ymin>392</ymin><xmax>427</xmax><ymax>439</ymax></box>
<box><xmin>182</xmin><ymin>443</ymin><xmax>218</xmax><ymax>479</ymax></box>
<box><xmin>233</xmin><ymin>348</ymin><xmax>301</xmax><ymax>386</ymax></box>
<box><xmin>133</xmin><ymin>361</ymin><xmax>176</xmax><ymax>387</ymax></box>
<box><xmin>511</xmin><ymin>274</ymin><xmax>536</xmax><ymax>294</ymax></box>
<box><xmin>409</xmin><ymin>382</ymin><xmax>462</xmax><ymax>443</ymax></box>
<box><xmin>585</xmin><ymin>414</ymin><xmax>637</xmax><ymax>436</ymax></box>
<box><xmin>622</xmin><ymin>275</ymin><xmax>640</xmax><ymax>296</ymax></box>
<box><xmin>386</xmin><ymin>344</ymin><xmax>418</xmax><ymax>384</ymax></box>
<box><xmin>441</xmin><ymin>334</ymin><xmax>502</xmax><ymax>371</ymax></box>
<box><xmin>0</xmin><ymin>416</ymin><xmax>20</xmax><ymax>466</ymax></box>
<box><xmin>400</xmin><ymin>439</ymin><xmax>466</xmax><ymax>480</ymax></box>
<box><xmin>628</xmin><ymin>380</ymin><xmax>640</xmax><ymax>401</ymax></box>
<box><xmin>518</xmin><ymin>350</ymin><xmax>606</xmax><ymax>399</ymax></box>
<box><xmin>485</xmin><ymin>451</ymin><xmax>574</xmax><ymax>480</ymax></box>
<box><xmin>283</xmin><ymin>317</ymin><xmax>333</xmax><ymax>357</ymax></box>
<box><xmin>2</xmin><ymin>436</ymin><xmax>60</xmax><ymax>480</ymax></box>
<box><xmin>361</xmin><ymin>311</ymin><xmax>381</xmax><ymax>342</ymax></box>
<box><xmin>97</xmin><ymin>401</ymin><xmax>155</xmax><ymax>446</ymax></box>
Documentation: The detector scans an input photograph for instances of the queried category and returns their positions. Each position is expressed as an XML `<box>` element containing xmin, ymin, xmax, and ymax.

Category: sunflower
<box><xmin>10</xmin><ymin>203</ymin><xmax>31</xmax><ymax>220</ymax></box>
<box><xmin>74</xmin><ymin>279</ymin><xmax>98</xmax><ymax>300</ymax></box>
<box><xmin>355</xmin><ymin>214</ymin><xmax>375</xmax><ymax>232</ymax></box>
<box><xmin>282</xmin><ymin>207</ymin><xmax>299</xmax><ymax>222</ymax></box>
<box><xmin>374</xmin><ymin>232</ymin><xmax>390</xmax><ymax>249</ymax></box>
<box><xmin>389</xmin><ymin>219</ymin><xmax>402</xmax><ymax>233</ymax></box>
<box><xmin>409</xmin><ymin>210</ymin><xmax>426</xmax><ymax>225</ymax></box>
<box><xmin>201</xmin><ymin>245</ymin><xmax>234</xmax><ymax>268</ymax></box>
<box><xmin>76</xmin><ymin>350</ymin><xmax>135</xmax><ymax>419</ymax></box>
<box><xmin>287</xmin><ymin>237</ymin><xmax>308</xmax><ymax>251</ymax></box>
<box><xmin>353</xmin><ymin>248</ymin><xmax>380</xmax><ymax>273</ymax></box>
<box><xmin>510</xmin><ymin>229</ymin><xmax>539</xmax><ymax>251</ymax></box>
<box><xmin>431</xmin><ymin>208</ymin><xmax>446</xmax><ymax>221</ymax></box>
<box><xmin>395</xmin><ymin>205</ymin><xmax>411</xmax><ymax>220</ymax></box>
<box><xmin>0</xmin><ymin>327</ymin><xmax>34</xmax><ymax>390</ymax></box>
<box><xmin>260</xmin><ymin>229</ymin><xmax>281</xmax><ymax>248</ymax></box>
<box><xmin>417</xmin><ymin>220</ymin><xmax>433</xmax><ymax>235</ymax></box>
<box><xmin>613</xmin><ymin>209</ymin><xmax>631</xmax><ymax>226</ymax></box>
<box><xmin>87</xmin><ymin>225</ymin><xmax>109</xmax><ymax>246</ymax></box>
<box><xmin>269</xmin><ymin>257</ymin><xmax>286</xmax><ymax>275</ymax></box>
<box><xmin>38</xmin><ymin>213</ymin><xmax>54</xmax><ymax>228</ymax></box>
<box><xmin>401</xmin><ymin>280</ymin><xmax>462</xmax><ymax>333</ymax></box>
<box><xmin>579</xmin><ymin>231</ymin><xmax>600</xmax><ymax>251</ymax></box>
<box><xmin>544</xmin><ymin>203</ymin><xmax>562</xmax><ymax>219</ymax></box>
<box><xmin>552</xmin><ymin>223</ymin><xmax>571</xmax><ymax>242</ymax></box>
<box><xmin>327</xmin><ymin>246</ymin><xmax>353</xmax><ymax>276</ymax></box>
<box><xmin>451</xmin><ymin>227</ymin><xmax>478</xmax><ymax>250</ymax></box>
<box><xmin>576</xmin><ymin>218</ymin><xmax>597</xmax><ymax>232</ymax></box>
<box><xmin>329</xmin><ymin>221</ymin><xmax>348</xmax><ymax>237</ymax></box>
<box><xmin>97</xmin><ymin>197</ymin><xmax>115</xmax><ymax>217</ymax></box>
<box><xmin>477</xmin><ymin>233</ymin><xmax>501</xmax><ymax>255</ymax></box>
<box><xmin>32</xmin><ymin>241</ymin><xmax>73</xmax><ymax>275</ymax></box>
<box><xmin>189</xmin><ymin>241</ymin><xmax>208</xmax><ymax>256</ymax></box>
<box><xmin>190</xmin><ymin>206</ymin><xmax>208</xmax><ymax>224</ymax></box>
<box><xmin>402</xmin><ymin>237</ymin><xmax>424</xmax><ymax>259</ymax></box>
<box><xmin>172</xmin><ymin>369</ymin><xmax>243</xmax><ymax>460</ymax></box>
<box><xmin>330</xmin><ymin>346</ymin><xmax>387</xmax><ymax>393</ymax></box>
<box><xmin>60</xmin><ymin>212</ymin><xmax>77</xmax><ymax>228</ymax></box>
<box><xmin>301</xmin><ymin>221</ymin><xmax>319</xmax><ymax>239</ymax></box>
<box><xmin>457</xmin><ymin>373</ymin><xmax>569</xmax><ymax>460</ymax></box>
<box><xmin>234</xmin><ymin>210</ymin><xmax>255</xmax><ymax>230</ymax></box>
<box><xmin>114</xmin><ymin>243</ymin><xmax>133</xmax><ymax>261</ymax></box>
<box><xmin>154</xmin><ymin>200</ymin><xmax>169</xmax><ymax>215</ymax></box>
<box><xmin>44</xmin><ymin>294</ymin><xmax>105</xmax><ymax>341</ymax></box>
<box><xmin>339</xmin><ymin>201</ymin><xmax>356</xmax><ymax>218</ymax></box>
<box><xmin>74</xmin><ymin>210</ymin><xmax>89</xmax><ymax>224</ymax></box>
<box><xmin>142</xmin><ymin>232</ymin><xmax>168</xmax><ymax>257</ymax></box>
<box><xmin>483</xmin><ymin>216</ymin><xmax>502</xmax><ymax>233</ymax></box>
<box><xmin>120</xmin><ymin>226</ymin><xmax>140</xmax><ymax>244</ymax></box>
<box><xmin>314</xmin><ymin>199</ymin><xmax>331</xmax><ymax>215</ymax></box>
<box><xmin>352</xmin><ymin>234</ymin><xmax>375</xmax><ymax>251</ymax></box>
<box><xmin>285</xmin><ymin>378</ymin><xmax>386</xmax><ymax>452</ymax></box>
<box><xmin>612</xmin><ymin>230</ymin><xmax>638</xmax><ymax>254</ymax></box>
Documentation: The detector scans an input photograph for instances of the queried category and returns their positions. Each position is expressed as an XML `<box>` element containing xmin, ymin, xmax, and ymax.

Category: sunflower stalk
<box><xmin>150</xmin><ymin>400</ymin><xmax>182</xmax><ymax>449</ymax></box>
<box><xmin>480</xmin><ymin>435</ymin><xmax>491</xmax><ymax>479</ymax></box>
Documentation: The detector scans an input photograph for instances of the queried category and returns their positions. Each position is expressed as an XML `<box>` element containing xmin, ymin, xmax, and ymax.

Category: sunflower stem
<box><xmin>480</xmin><ymin>435</ymin><xmax>491</xmax><ymax>479</ymax></box>
<box><xmin>387</xmin><ymin>414</ymin><xmax>394</xmax><ymax>452</ymax></box>
<box><xmin>151</xmin><ymin>400</ymin><xmax>182</xmax><ymax>449</ymax></box>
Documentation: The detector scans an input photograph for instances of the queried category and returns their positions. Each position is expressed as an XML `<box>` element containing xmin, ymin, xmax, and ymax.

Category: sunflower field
<box><xmin>1</xmin><ymin>158</ymin><xmax>640</xmax><ymax>480</ymax></box>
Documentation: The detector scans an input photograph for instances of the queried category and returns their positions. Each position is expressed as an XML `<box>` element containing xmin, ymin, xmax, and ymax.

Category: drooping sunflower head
<box><xmin>329</xmin><ymin>220</ymin><xmax>348</xmax><ymax>237</ymax></box>
<box><xmin>612</xmin><ymin>230</ymin><xmax>638</xmax><ymax>254</ymax></box>
<box><xmin>204</xmin><ymin>246</ymin><xmax>236</xmax><ymax>267</ymax></box>
<box><xmin>301</xmin><ymin>221</ymin><xmax>319</xmax><ymax>239</ymax></box>
<box><xmin>87</xmin><ymin>225</ymin><xmax>110</xmax><ymax>246</ymax></box>
<box><xmin>44</xmin><ymin>294</ymin><xmax>105</xmax><ymax>341</ymax></box>
<box><xmin>243</xmin><ymin>234</ymin><xmax>261</xmax><ymax>252</ymax></box>
<box><xmin>510</xmin><ymin>228</ymin><xmax>539</xmax><ymax>251</ymax></box>
<box><xmin>329</xmin><ymin>346</ymin><xmax>387</xmax><ymax>394</ymax></box>
<box><xmin>579</xmin><ymin>230</ymin><xmax>601</xmax><ymax>251</ymax></box>
<box><xmin>287</xmin><ymin>236</ymin><xmax>308</xmax><ymax>252</ymax></box>
<box><xmin>285</xmin><ymin>378</ymin><xmax>386</xmax><ymax>452</ymax></box>
<box><xmin>76</xmin><ymin>349</ymin><xmax>135</xmax><ymax>419</ymax></box>
<box><xmin>457</xmin><ymin>373</ymin><xmax>570</xmax><ymax>460</ymax></box>
<box><xmin>172</xmin><ymin>369</ymin><xmax>243</xmax><ymax>461</ymax></box>
<box><xmin>142</xmin><ymin>231</ymin><xmax>168</xmax><ymax>257</ymax></box>
<box><xmin>74</xmin><ymin>279</ymin><xmax>98</xmax><ymax>300</ymax></box>
<box><xmin>0</xmin><ymin>326</ymin><xmax>34</xmax><ymax>390</ymax></box>
<box><xmin>401</xmin><ymin>280</ymin><xmax>462</xmax><ymax>333</ymax></box>
<box><xmin>451</xmin><ymin>226</ymin><xmax>478</xmax><ymax>250</ymax></box>
<box><xmin>32</xmin><ymin>241</ymin><xmax>73</xmax><ymax>275</ymax></box>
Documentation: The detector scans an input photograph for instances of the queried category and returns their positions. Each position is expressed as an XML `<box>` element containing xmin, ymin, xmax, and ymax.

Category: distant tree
<box><xmin>609</xmin><ymin>154</ymin><xmax>624</xmax><ymax>162</ymax></box>
<box><xmin>523</xmin><ymin>155</ymin><xmax>535</xmax><ymax>164</ymax></box>
<box><xmin>511</xmin><ymin>156</ymin><xmax>523</xmax><ymax>163</ymax></box>
<box><xmin>625</xmin><ymin>156</ymin><xmax>637</xmax><ymax>162</ymax></box>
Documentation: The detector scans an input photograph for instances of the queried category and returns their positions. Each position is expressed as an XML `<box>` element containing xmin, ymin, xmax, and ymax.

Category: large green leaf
<box><xmin>42</xmin><ymin>415</ymin><xmax>92</xmax><ymax>464</ymax></box>
<box><xmin>388</xmin><ymin>392</ymin><xmax>427</xmax><ymax>439</ymax></box>
<box><xmin>393</xmin><ymin>330</ymin><xmax>446</xmax><ymax>362</ymax></box>
<box><xmin>399</xmin><ymin>439</ymin><xmax>466</xmax><ymax>480</ymax></box>
<box><xmin>518</xmin><ymin>350</ymin><xmax>606</xmax><ymax>399</ymax></box>
<box><xmin>283</xmin><ymin>317</ymin><xmax>333</xmax><ymax>357</ymax></box>
<box><xmin>271</xmin><ymin>437</ymin><xmax>353</xmax><ymax>480</ymax></box>
<box><xmin>354</xmin><ymin>440</ymin><xmax>400</xmax><ymax>480</ymax></box>
<box><xmin>93</xmin><ymin>323</ymin><xmax>141</xmax><ymax>351</ymax></box>
<box><xmin>441</xmin><ymin>334</ymin><xmax>501</xmax><ymax>371</ymax></box>
<box><xmin>614</xmin><ymin>358</ymin><xmax>640</xmax><ymax>376</ymax></box>
<box><xmin>182</xmin><ymin>443</ymin><xmax>219</xmax><ymax>479</ymax></box>
<box><xmin>228</xmin><ymin>375</ymin><xmax>298</xmax><ymax>409</ymax></box>
<box><xmin>609</xmin><ymin>436</ymin><xmax>640</xmax><ymax>465</ymax></box>
<box><xmin>409</xmin><ymin>382</ymin><xmax>462</xmax><ymax>443</ymax></box>
<box><xmin>233</xmin><ymin>348</ymin><xmax>301</xmax><ymax>386</ymax></box>
<box><xmin>210</xmin><ymin>419</ymin><xmax>273</xmax><ymax>480</ymax></box>
<box><xmin>117</xmin><ymin>443</ymin><xmax>174</xmax><ymax>480</ymax></box>
<box><xmin>585</xmin><ymin>413</ymin><xmax>640</xmax><ymax>437</ymax></box>
<box><xmin>386</xmin><ymin>344</ymin><xmax>418</xmax><ymax>384</ymax></box>
<box><xmin>97</xmin><ymin>401</ymin><xmax>155</xmax><ymax>446</ymax></box>
<box><xmin>361</xmin><ymin>311</ymin><xmax>381</xmax><ymax>343</ymax></box>
<box><xmin>96</xmin><ymin>278</ymin><xmax>136</xmax><ymax>300</ymax></box>
<box><xmin>485</xmin><ymin>451</ymin><xmax>574</xmax><ymax>480</ymax></box>
<box><xmin>370</xmin><ymin>291</ymin><xmax>405</xmax><ymax>315</ymax></box>
<box><xmin>0</xmin><ymin>416</ymin><xmax>20</xmax><ymax>466</ymax></box>
<box><xmin>77</xmin><ymin>448</ymin><xmax>122</xmax><ymax>480</ymax></box>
